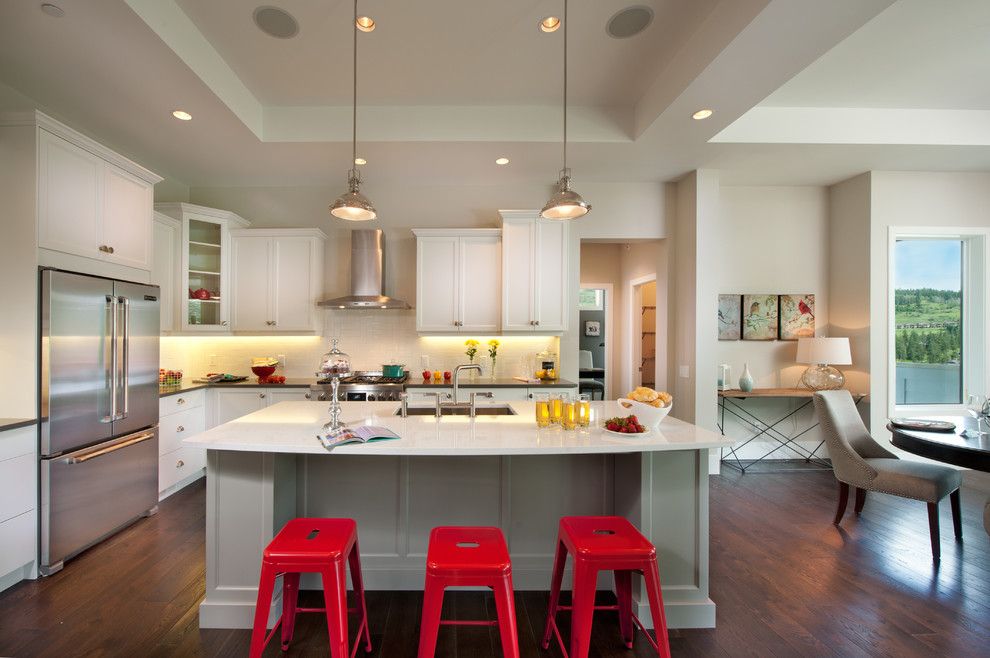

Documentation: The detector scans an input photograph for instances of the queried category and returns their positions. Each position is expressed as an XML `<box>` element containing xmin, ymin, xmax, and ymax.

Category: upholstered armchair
<box><xmin>813</xmin><ymin>390</ymin><xmax>963</xmax><ymax>562</ymax></box>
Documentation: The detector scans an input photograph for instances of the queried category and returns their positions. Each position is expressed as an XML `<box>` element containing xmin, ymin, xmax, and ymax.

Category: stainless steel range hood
<box><xmin>318</xmin><ymin>229</ymin><xmax>411</xmax><ymax>309</ymax></box>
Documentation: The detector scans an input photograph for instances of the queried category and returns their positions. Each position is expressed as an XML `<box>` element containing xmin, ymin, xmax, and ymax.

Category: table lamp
<box><xmin>796</xmin><ymin>337</ymin><xmax>852</xmax><ymax>390</ymax></box>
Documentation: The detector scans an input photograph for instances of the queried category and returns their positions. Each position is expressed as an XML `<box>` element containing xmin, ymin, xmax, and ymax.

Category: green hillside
<box><xmin>894</xmin><ymin>288</ymin><xmax>960</xmax><ymax>363</ymax></box>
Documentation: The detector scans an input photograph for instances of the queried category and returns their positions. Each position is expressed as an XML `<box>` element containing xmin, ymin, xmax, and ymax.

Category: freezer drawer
<box><xmin>41</xmin><ymin>429</ymin><xmax>159</xmax><ymax>574</ymax></box>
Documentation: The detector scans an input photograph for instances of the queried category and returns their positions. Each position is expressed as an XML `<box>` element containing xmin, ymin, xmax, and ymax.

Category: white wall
<box><xmin>868</xmin><ymin>172</ymin><xmax>990</xmax><ymax>437</ymax></box>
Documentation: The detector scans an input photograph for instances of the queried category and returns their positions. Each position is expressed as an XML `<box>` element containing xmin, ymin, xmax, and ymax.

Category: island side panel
<box><xmin>201</xmin><ymin>449</ymin><xmax>297</xmax><ymax>629</ymax></box>
<box><xmin>615</xmin><ymin>448</ymin><xmax>715</xmax><ymax>629</ymax></box>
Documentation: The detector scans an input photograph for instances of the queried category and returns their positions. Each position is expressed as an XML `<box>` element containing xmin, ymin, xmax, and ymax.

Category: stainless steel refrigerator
<box><xmin>39</xmin><ymin>269</ymin><xmax>160</xmax><ymax>575</ymax></box>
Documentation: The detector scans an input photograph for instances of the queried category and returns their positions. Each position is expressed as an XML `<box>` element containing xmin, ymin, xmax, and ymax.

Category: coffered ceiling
<box><xmin>0</xmin><ymin>0</ymin><xmax>987</xmax><ymax>188</ymax></box>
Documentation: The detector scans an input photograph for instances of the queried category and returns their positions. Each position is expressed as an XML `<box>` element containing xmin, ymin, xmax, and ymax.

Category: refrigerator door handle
<box><xmin>60</xmin><ymin>431</ymin><xmax>155</xmax><ymax>465</ymax></box>
<box><xmin>105</xmin><ymin>295</ymin><xmax>118</xmax><ymax>423</ymax></box>
<box><xmin>119</xmin><ymin>296</ymin><xmax>130</xmax><ymax>419</ymax></box>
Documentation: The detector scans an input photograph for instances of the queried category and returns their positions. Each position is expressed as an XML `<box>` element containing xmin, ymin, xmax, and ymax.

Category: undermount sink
<box><xmin>396</xmin><ymin>405</ymin><xmax>517</xmax><ymax>416</ymax></box>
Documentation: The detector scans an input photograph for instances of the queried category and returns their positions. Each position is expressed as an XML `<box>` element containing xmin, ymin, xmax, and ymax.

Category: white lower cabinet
<box><xmin>0</xmin><ymin>425</ymin><xmax>38</xmax><ymax>591</ymax></box>
<box><xmin>158</xmin><ymin>389</ymin><xmax>207</xmax><ymax>499</ymax></box>
<box><xmin>214</xmin><ymin>389</ymin><xmax>270</xmax><ymax>425</ymax></box>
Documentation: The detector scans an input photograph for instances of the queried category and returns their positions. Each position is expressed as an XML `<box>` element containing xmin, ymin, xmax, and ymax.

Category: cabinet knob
<box><xmin>259</xmin><ymin>393</ymin><xmax>266</xmax><ymax>399</ymax></box>
<box><xmin>535</xmin><ymin>320</ymin><xmax>540</xmax><ymax>326</ymax></box>
<box><xmin>108</xmin><ymin>246</ymin><xmax>114</xmax><ymax>254</ymax></box>
<box><xmin>176</xmin><ymin>398</ymin><xmax>185</xmax><ymax>405</ymax></box>
<box><xmin>304</xmin><ymin>393</ymin><xmax>312</xmax><ymax>400</ymax></box>
<box><xmin>271</xmin><ymin>321</ymin><xmax>276</xmax><ymax>327</ymax></box>
<box><xmin>176</xmin><ymin>460</ymin><xmax>185</xmax><ymax>468</ymax></box>
<box><xmin>221</xmin><ymin>320</ymin><xmax>228</xmax><ymax>326</ymax></box>
<box><xmin>176</xmin><ymin>425</ymin><xmax>185</xmax><ymax>432</ymax></box>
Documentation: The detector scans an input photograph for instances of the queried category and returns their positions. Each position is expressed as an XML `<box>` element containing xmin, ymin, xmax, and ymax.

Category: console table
<box><xmin>717</xmin><ymin>388</ymin><xmax>866</xmax><ymax>473</ymax></box>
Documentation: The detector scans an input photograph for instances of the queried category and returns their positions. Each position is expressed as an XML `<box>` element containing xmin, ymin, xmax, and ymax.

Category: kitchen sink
<box><xmin>396</xmin><ymin>405</ymin><xmax>517</xmax><ymax>416</ymax></box>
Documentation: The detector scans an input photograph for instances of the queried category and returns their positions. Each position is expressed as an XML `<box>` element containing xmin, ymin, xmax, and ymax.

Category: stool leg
<box><xmin>348</xmin><ymin>539</ymin><xmax>373</xmax><ymax>652</ymax></box>
<box><xmin>417</xmin><ymin>573</ymin><xmax>445</xmax><ymax>658</ymax></box>
<box><xmin>614</xmin><ymin>569</ymin><xmax>634</xmax><ymax>648</ymax></box>
<box><xmin>643</xmin><ymin>560</ymin><xmax>671</xmax><ymax>658</ymax></box>
<box><xmin>569</xmin><ymin>560</ymin><xmax>598</xmax><ymax>658</ymax></box>
<box><xmin>540</xmin><ymin>539</ymin><xmax>567</xmax><ymax>649</ymax></box>
<box><xmin>281</xmin><ymin>572</ymin><xmax>301</xmax><ymax>650</ymax></box>
<box><xmin>322</xmin><ymin>562</ymin><xmax>350</xmax><ymax>658</ymax></box>
<box><xmin>493</xmin><ymin>573</ymin><xmax>520</xmax><ymax>658</ymax></box>
<box><xmin>249</xmin><ymin>562</ymin><xmax>277</xmax><ymax>658</ymax></box>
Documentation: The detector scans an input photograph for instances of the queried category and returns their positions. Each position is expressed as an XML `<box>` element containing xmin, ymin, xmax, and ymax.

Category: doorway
<box><xmin>578</xmin><ymin>285</ymin><xmax>611</xmax><ymax>399</ymax></box>
<box><xmin>630</xmin><ymin>277</ymin><xmax>657</xmax><ymax>390</ymax></box>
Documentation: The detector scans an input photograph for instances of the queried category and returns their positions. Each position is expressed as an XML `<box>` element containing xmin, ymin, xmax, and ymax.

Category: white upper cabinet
<box><xmin>499</xmin><ymin>211</ymin><xmax>568</xmax><ymax>332</ymax></box>
<box><xmin>155</xmin><ymin>203</ymin><xmax>250</xmax><ymax>333</ymax></box>
<box><xmin>151</xmin><ymin>212</ymin><xmax>180</xmax><ymax>333</ymax></box>
<box><xmin>230</xmin><ymin>229</ymin><xmax>326</xmax><ymax>333</ymax></box>
<box><xmin>36</xmin><ymin>119</ymin><xmax>160</xmax><ymax>271</ymax></box>
<box><xmin>414</xmin><ymin>230</ymin><xmax>501</xmax><ymax>333</ymax></box>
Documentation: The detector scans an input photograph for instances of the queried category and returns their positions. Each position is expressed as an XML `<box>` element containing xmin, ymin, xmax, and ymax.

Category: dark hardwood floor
<box><xmin>1</xmin><ymin>470</ymin><xmax>988</xmax><ymax>657</ymax></box>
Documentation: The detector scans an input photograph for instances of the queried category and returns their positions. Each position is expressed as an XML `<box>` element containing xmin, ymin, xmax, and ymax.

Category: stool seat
<box><xmin>426</xmin><ymin>526</ymin><xmax>511</xmax><ymax>579</ymax></box>
<box><xmin>264</xmin><ymin>518</ymin><xmax>357</xmax><ymax>563</ymax></box>
<box><xmin>418</xmin><ymin>526</ymin><xmax>519</xmax><ymax>658</ymax></box>
<box><xmin>560</xmin><ymin>516</ymin><xmax>656</xmax><ymax>561</ymax></box>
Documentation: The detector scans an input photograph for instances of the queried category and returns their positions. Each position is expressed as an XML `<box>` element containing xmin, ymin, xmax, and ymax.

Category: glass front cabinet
<box><xmin>153</xmin><ymin>203</ymin><xmax>250</xmax><ymax>332</ymax></box>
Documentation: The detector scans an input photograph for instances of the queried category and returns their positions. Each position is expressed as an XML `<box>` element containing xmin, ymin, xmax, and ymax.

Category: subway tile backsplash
<box><xmin>161</xmin><ymin>310</ymin><xmax>560</xmax><ymax>380</ymax></box>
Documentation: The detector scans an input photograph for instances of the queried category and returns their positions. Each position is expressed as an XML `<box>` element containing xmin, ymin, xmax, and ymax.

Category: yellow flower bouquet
<box><xmin>465</xmin><ymin>339</ymin><xmax>480</xmax><ymax>362</ymax></box>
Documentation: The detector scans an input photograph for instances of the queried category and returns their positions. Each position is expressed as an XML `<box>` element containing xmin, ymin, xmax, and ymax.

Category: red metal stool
<box><xmin>541</xmin><ymin>516</ymin><xmax>671</xmax><ymax>658</ymax></box>
<box><xmin>417</xmin><ymin>526</ymin><xmax>520</xmax><ymax>658</ymax></box>
<box><xmin>249</xmin><ymin>518</ymin><xmax>372</xmax><ymax>658</ymax></box>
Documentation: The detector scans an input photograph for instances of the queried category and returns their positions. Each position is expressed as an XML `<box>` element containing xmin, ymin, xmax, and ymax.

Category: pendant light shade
<box><xmin>541</xmin><ymin>169</ymin><xmax>590</xmax><ymax>219</ymax></box>
<box><xmin>330</xmin><ymin>0</ymin><xmax>376</xmax><ymax>221</ymax></box>
<box><xmin>541</xmin><ymin>0</ymin><xmax>590</xmax><ymax>220</ymax></box>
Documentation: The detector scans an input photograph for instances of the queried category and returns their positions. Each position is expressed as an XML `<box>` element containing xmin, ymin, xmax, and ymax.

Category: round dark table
<box><xmin>888</xmin><ymin>417</ymin><xmax>990</xmax><ymax>472</ymax></box>
<box><xmin>888</xmin><ymin>416</ymin><xmax>990</xmax><ymax>535</ymax></box>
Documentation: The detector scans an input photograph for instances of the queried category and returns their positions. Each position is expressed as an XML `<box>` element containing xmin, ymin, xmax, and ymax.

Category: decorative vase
<box><xmin>739</xmin><ymin>363</ymin><xmax>754</xmax><ymax>392</ymax></box>
<box><xmin>490</xmin><ymin>356</ymin><xmax>497</xmax><ymax>380</ymax></box>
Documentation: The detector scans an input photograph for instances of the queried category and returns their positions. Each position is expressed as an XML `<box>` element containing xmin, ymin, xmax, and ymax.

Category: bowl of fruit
<box><xmin>616</xmin><ymin>387</ymin><xmax>673</xmax><ymax>428</ymax></box>
<box><xmin>602</xmin><ymin>415</ymin><xmax>649</xmax><ymax>436</ymax></box>
<box><xmin>250</xmin><ymin>357</ymin><xmax>280</xmax><ymax>383</ymax></box>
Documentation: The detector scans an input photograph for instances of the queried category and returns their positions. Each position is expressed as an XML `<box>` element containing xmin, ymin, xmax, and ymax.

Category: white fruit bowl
<box><xmin>616</xmin><ymin>398</ymin><xmax>673</xmax><ymax>428</ymax></box>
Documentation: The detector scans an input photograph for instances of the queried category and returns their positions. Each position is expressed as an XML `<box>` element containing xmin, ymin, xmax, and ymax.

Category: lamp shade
<box><xmin>796</xmin><ymin>337</ymin><xmax>852</xmax><ymax>365</ymax></box>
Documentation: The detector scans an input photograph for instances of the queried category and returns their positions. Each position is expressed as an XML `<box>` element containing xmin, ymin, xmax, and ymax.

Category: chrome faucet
<box><xmin>452</xmin><ymin>364</ymin><xmax>482</xmax><ymax>406</ymax></box>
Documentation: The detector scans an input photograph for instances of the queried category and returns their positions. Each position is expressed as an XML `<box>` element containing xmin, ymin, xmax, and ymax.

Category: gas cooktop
<box><xmin>311</xmin><ymin>370</ymin><xmax>409</xmax><ymax>401</ymax></box>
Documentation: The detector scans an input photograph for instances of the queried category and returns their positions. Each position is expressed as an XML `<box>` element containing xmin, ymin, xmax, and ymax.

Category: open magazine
<box><xmin>318</xmin><ymin>425</ymin><xmax>401</xmax><ymax>451</ymax></box>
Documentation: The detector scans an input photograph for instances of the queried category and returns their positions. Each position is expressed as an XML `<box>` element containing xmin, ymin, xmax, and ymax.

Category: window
<box><xmin>578</xmin><ymin>288</ymin><xmax>604</xmax><ymax>311</ymax></box>
<box><xmin>893</xmin><ymin>239</ymin><xmax>963</xmax><ymax>404</ymax></box>
<box><xmin>890</xmin><ymin>230</ymin><xmax>987</xmax><ymax>410</ymax></box>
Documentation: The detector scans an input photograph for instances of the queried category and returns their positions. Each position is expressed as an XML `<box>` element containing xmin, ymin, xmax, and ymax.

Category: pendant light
<box><xmin>541</xmin><ymin>0</ymin><xmax>591</xmax><ymax>220</ymax></box>
<box><xmin>330</xmin><ymin>0</ymin><xmax>376</xmax><ymax>221</ymax></box>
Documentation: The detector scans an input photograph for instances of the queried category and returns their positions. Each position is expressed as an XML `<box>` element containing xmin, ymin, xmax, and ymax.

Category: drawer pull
<box><xmin>177</xmin><ymin>398</ymin><xmax>185</xmax><ymax>405</ymax></box>
<box><xmin>176</xmin><ymin>460</ymin><xmax>185</xmax><ymax>468</ymax></box>
<box><xmin>259</xmin><ymin>393</ymin><xmax>266</xmax><ymax>399</ymax></box>
<box><xmin>176</xmin><ymin>425</ymin><xmax>185</xmax><ymax>432</ymax></box>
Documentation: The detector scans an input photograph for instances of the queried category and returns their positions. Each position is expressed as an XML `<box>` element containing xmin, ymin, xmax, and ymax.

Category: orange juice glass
<box><xmin>550</xmin><ymin>393</ymin><xmax>565</xmax><ymax>424</ymax></box>
<box><xmin>576</xmin><ymin>393</ymin><xmax>592</xmax><ymax>428</ymax></box>
<box><xmin>561</xmin><ymin>401</ymin><xmax>577</xmax><ymax>430</ymax></box>
<box><xmin>534</xmin><ymin>393</ymin><xmax>552</xmax><ymax>428</ymax></box>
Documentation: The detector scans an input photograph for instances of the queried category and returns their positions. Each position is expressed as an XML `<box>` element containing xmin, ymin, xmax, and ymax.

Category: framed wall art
<box><xmin>779</xmin><ymin>294</ymin><xmax>815</xmax><ymax>340</ymax></box>
<box><xmin>717</xmin><ymin>294</ymin><xmax>741</xmax><ymax>340</ymax></box>
<box><xmin>742</xmin><ymin>294</ymin><xmax>779</xmax><ymax>340</ymax></box>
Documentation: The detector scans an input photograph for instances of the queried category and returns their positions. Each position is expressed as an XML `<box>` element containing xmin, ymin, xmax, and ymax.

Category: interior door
<box><xmin>40</xmin><ymin>269</ymin><xmax>114</xmax><ymax>456</ymax></box>
<box><xmin>112</xmin><ymin>281</ymin><xmax>160</xmax><ymax>437</ymax></box>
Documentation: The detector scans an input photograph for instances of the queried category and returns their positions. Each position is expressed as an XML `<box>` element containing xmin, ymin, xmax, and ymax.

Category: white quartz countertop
<box><xmin>183</xmin><ymin>401</ymin><xmax>734</xmax><ymax>456</ymax></box>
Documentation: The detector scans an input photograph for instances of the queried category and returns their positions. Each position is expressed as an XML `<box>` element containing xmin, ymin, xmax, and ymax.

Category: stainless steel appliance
<box><xmin>317</xmin><ymin>230</ymin><xmax>411</xmax><ymax>309</ymax></box>
<box><xmin>39</xmin><ymin>269</ymin><xmax>160</xmax><ymax>575</ymax></box>
<box><xmin>310</xmin><ymin>371</ymin><xmax>408</xmax><ymax>402</ymax></box>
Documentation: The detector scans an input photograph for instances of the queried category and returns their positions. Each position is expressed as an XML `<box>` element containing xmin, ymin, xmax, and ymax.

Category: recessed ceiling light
<box><xmin>354</xmin><ymin>157</ymin><xmax>367</xmax><ymax>166</ymax></box>
<box><xmin>356</xmin><ymin>16</ymin><xmax>375</xmax><ymax>32</ymax></box>
<box><xmin>606</xmin><ymin>6</ymin><xmax>654</xmax><ymax>39</ymax></box>
<box><xmin>495</xmin><ymin>157</ymin><xmax>509</xmax><ymax>165</ymax></box>
<box><xmin>692</xmin><ymin>108</ymin><xmax>713</xmax><ymax>120</ymax></box>
<box><xmin>172</xmin><ymin>110</ymin><xmax>192</xmax><ymax>121</ymax></box>
<box><xmin>253</xmin><ymin>6</ymin><xmax>299</xmax><ymax>39</ymax></box>
<box><xmin>40</xmin><ymin>3</ymin><xmax>64</xmax><ymax>17</ymax></box>
<box><xmin>540</xmin><ymin>16</ymin><xmax>561</xmax><ymax>33</ymax></box>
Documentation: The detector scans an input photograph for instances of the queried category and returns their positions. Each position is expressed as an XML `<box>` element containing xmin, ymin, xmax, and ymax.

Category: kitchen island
<box><xmin>184</xmin><ymin>401</ymin><xmax>734</xmax><ymax>630</ymax></box>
